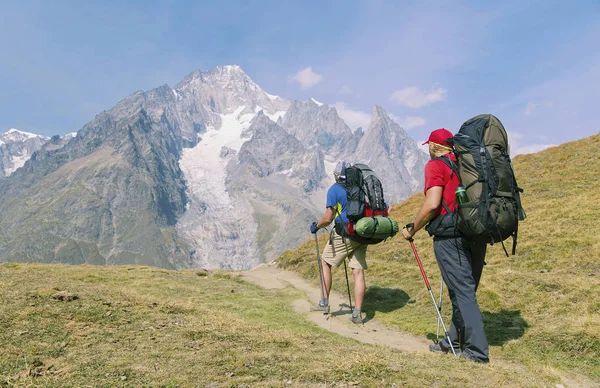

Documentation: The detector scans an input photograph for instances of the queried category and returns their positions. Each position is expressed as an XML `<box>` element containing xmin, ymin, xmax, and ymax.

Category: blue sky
<box><xmin>1</xmin><ymin>0</ymin><xmax>599</xmax><ymax>154</ymax></box>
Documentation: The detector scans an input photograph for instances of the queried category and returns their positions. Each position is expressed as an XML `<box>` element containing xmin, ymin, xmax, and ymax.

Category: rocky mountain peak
<box><xmin>361</xmin><ymin>105</ymin><xmax>405</xmax><ymax>149</ymax></box>
<box><xmin>212</xmin><ymin>64</ymin><xmax>248</xmax><ymax>79</ymax></box>
<box><xmin>0</xmin><ymin>128</ymin><xmax>49</xmax><ymax>144</ymax></box>
<box><xmin>173</xmin><ymin>65</ymin><xmax>290</xmax><ymax>118</ymax></box>
<box><xmin>369</xmin><ymin>105</ymin><xmax>394</xmax><ymax>127</ymax></box>
<box><xmin>354</xmin><ymin>105</ymin><xmax>428</xmax><ymax>201</ymax></box>
<box><xmin>176</xmin><ymin>65</ymin><xmax>262</xmax><ymax>102</ymax></box>
<box><xmin>0</xmin><ymin>129</ymin><xmax>51</xmax><ymax>178</ymax></box>
<box><xmin>279</xmin><ymin>99</ymin><xmax>354</xmax><ymax>156</ymax></box>
<box><xmin>204</xmin><ymin>65</ymin><xmax>260</xmax><ymax>93</ymax></box>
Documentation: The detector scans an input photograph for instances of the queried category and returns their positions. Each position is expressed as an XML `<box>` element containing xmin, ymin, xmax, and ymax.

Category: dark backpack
<box><xmin>438</xmin><ymin>114</ymin><xmax>526</xmax><ymax>255</ymax></box>
<box><xmin>345</xmin><ymin>163</ymin><xmax>386</xmax><ymax>220</ymax></box>
<box><xmin>334</xmin><ymin>163</ymin><xmax>397</xmax><ymax>244</ymax></box>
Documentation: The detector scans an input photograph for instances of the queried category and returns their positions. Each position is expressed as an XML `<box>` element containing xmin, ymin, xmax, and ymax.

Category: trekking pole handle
<box><xmin>404</xmin><ymin>223</ymin><xmax>415</xmax><ymax>242</ymax></box>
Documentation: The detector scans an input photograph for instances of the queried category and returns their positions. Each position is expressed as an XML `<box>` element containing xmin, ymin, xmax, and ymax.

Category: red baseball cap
<box><xmin>422</xmin><ymin>128</ymin><xmax>453</xmax><ymax>146</ymax></box>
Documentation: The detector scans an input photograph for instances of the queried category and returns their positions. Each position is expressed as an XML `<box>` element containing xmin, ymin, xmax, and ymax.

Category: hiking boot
<box><xmin>310</xmin><ymin>303</ymin><xmax>330</xmax><ymax>314</ymax></box>
<box><xmin>429</xmin><ymin>342</ymin><xmax>461</xmax><ymax>356</ymax></box>
<box><xmin>350</xmin><ymin>314</ymin><xmax>363</xmax><ymax>325</ymax></box>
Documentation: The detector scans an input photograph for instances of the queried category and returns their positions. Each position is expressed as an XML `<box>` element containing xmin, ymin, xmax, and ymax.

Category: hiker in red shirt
<box><xmin>401</xmin><ymin>128</ymin><xmax>489</xmax><ymax>363</ymax></box>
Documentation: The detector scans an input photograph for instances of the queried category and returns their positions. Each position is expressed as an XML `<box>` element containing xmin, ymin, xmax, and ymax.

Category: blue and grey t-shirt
<box><xmin>326</xmin><ymin>184</ymin><xmax>349</xmax><ymax>224</ymax></box>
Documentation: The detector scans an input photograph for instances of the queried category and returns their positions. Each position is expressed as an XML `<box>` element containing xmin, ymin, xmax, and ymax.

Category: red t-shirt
<box><xmin>424</xmin><ymin>154</ymin><xmax>459</xmax><ymax>216</ymax></box>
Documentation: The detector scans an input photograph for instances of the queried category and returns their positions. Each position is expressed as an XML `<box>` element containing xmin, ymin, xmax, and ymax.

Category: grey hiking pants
<box><xmin>435</xmin><ymin>236</ymin><xmax>489</xmax><ymax>362</ymax></box>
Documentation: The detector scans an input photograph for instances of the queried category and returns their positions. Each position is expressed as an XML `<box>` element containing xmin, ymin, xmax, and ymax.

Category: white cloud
<box><xmin>524</xmin><ymin>100</ymin><xmax>554</xmax><ymax>116</ymax></box>
<box><xmin>524</xmin><ymin>101</ymin><xmax>537</xmax><ymax>116</ymax></box>
<box><xmin>507</xmin><ymin>131</ymin><xmax>557</xmax><ymax>156</ymax></box>
<box><xmin>333</xmin><ymin>103</ymin><xmax>427</xmax><ymax>132</ymax></box>
<box><xmin>292</xmin><ymin>67</ymin><xmax>323</xmax><ymax>90</ymax></box>
<box><xmin>513</xmin><ymin>143</ymin><xmax>557</xmax><ymax>155</ymax></box>
<box><xmin>333</xmin><ymin>102</ymin><xmax>371</xmax><ymax>131</ymax></box>
<box><xmin>338</xmin><ymin>85</ymin><xmax>354</xmax><ymax>95</ymax></box>
<box><xmin>507</xmin><ymin>131</ymin><xmax>524</xmax><ymax>145</ymax></box>
<box><xmin>390</xmin><ymin>86</ymin><xmax>447</xmax><ymax>109</ymax></box>
<box><xmin>389</xmin><ymin>114</ymin><xmax>426</xmax><ymax>129</ymax></box>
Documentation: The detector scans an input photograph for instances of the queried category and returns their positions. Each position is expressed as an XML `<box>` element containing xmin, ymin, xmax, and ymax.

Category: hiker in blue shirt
<box><xmin>309</xmin><ymin>161</ymin><xmax>369</xmax><ymax>324</ymax></box>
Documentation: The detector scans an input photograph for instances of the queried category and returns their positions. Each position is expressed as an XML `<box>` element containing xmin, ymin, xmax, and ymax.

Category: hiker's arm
<box><xmin>404</xmin><ymin>186</ymin><xmax>442</xmax><ymax>237</ymax></box>
<box><xmin>316</xmin><ymin>207</ymin><xmax>335</xmax><ymax>229</ymax></box>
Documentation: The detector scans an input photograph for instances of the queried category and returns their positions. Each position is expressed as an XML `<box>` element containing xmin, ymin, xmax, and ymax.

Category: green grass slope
<box><xmin>0</xmin><ymin>264</ymin><xmax>558</xmax><ymax>387</ymax></box>
<box><xmin>278</xmin><ymin>133</ymin><xmax>600</xmax><ymax>382</ymax></box>
<box><xmin>1</xmin><ymin>134</ymin><xmax>597</xmax><ymax>386</ymax></box>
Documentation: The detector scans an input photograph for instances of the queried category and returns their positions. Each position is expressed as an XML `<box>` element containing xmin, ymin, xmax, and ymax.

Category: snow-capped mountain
<box><xmin>0</xmin><ymin>129</ymin><xmax>80</xmax><ymax>177</ymax></box>
<box><xmin>0</xmin><ymin>129</ymin><xmax>50</xmax><ymax>177</ymax></box>
<box><xmin>0</xmin><ymin>65</ymin><xmax>427</xmax><ymax>270</ymax></box>
<box><xmin>0</xmin><ymin>128</ymin><xmax>45</xmax><ymax>143</ymax></box>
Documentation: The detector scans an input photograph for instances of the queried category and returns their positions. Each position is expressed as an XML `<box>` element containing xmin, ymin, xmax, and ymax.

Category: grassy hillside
<box><xmin>0</xmin><ymin>264</ymin><xmax>561</xmax><ymax>387</ymax></box>
<box><xmin>278</xmin><ymin>133</ymin><xmax>600</xmax><ymax>382</ymax></box>
<box><xmin>1</xmin><ymin>134</ymin><xmax>597</xmax><ymax>386</ymax></box>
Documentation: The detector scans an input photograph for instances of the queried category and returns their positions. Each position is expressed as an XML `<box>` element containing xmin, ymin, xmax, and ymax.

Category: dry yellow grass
<box><xmin>0</xmin><ymin>264</ymin><xmax>563</xmax><ymax>387</ymax></box>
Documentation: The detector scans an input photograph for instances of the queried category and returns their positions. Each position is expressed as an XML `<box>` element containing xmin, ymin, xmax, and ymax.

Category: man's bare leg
<box><xmin>352</xmin><ymin>268</ymin><xmax>365</xmax><ymax>312</ymax></box>
<box><xmin>350</xmin><ymin>268</ymin><xmax>366</xmax><ymax>323</ymax></box>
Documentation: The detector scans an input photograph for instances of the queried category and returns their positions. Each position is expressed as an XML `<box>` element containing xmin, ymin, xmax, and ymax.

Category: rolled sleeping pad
<box><xmin>354</xmin><ymin>216</ymin><xmax>399</xmax><ymax>240</ymax></box>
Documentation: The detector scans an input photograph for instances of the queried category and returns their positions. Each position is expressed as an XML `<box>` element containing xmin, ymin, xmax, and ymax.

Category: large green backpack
<box><xmin>451</xmin><ymin>114</ymin><xmax>526</xmax><ymax>254</ymax></box>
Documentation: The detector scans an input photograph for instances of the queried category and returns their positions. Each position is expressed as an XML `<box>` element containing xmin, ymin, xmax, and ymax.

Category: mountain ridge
<box><xmin>0</xmin><ymin>65</ymin><xmax>427</xmax><ymax>269</ymax></box>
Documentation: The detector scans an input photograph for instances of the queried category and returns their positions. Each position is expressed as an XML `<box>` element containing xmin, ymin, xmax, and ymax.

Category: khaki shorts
<box><xmin>322</xmin><ymin>230</ymin><xmax>368</xmax><ymax>270</ymax></box>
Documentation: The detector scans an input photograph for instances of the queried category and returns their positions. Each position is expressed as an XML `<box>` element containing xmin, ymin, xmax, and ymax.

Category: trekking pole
<box><xmin>407</xmin><ymin>235</ymin><xmax>457</xmax><ymax>357</ymax></box>
<box><xmin>314</xmin><ymin>233</ymin><xmax>326</xmax><ymax>303</ymax></box>
<box><xmin>436</xmin><ymin>278</ymin><xmax>443</xmax><ymax>344</ymax></box>
<box><xmin>343</xmin><ymin>259</ymin><xmax>353</xmax><ymax>313</ymax></box>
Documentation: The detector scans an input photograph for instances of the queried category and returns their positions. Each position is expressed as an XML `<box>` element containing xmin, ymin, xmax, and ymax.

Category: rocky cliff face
<box><xmin>278</xmin><ymin>99</ymin><xmax>355</xmax><ymax>157</ymax></box>
<box><xmin>0</xmin><ymin>109</ymin><xmax>191</xmax><ymax>268</ymax></box>
<box><xmin>0</xmin><ymin>65</ymin><xmax>427</xmax><ymax>269</ymax></box>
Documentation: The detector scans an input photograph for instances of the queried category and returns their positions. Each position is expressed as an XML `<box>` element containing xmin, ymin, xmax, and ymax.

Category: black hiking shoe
<box><xmin>309</xmin><ymin>303</ymin><xmax>330</xmax><ymax>314</ymax></box>
<box><xmin>429</xmin><ymin>342</ymin><xmax>461</xmax><ymax>356</ymax></box>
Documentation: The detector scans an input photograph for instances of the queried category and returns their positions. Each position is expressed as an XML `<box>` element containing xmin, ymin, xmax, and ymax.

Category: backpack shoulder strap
<box><xmin>432</xmin><ymin>155</ymin><xmax>459</xmax><ymax>214</ymax></box>
<box><xmin>332</xmin><ymin>182</ymin><xmax>346</xmax><ymax>219</ymax></box>
<box><xmin>433</xmin><ymin>154</ymin><xmax>459</xmax><ymax>176</ymax></box>
<box><xmin>440</xmin><ymin>199</ymin><xmax>452</xmax><ymax>214</ymax></box>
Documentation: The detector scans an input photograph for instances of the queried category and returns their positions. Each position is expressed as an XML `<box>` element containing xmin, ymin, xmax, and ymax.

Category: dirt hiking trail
<box><xmin>241</xmin><ymin>262</ymin><xmax>437</xmax><ymax>353</ymax></box>
<box><xmin>240</xmin><ymin>262</ymin><xmax>598</xmax><ymax>388</ymax></box>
